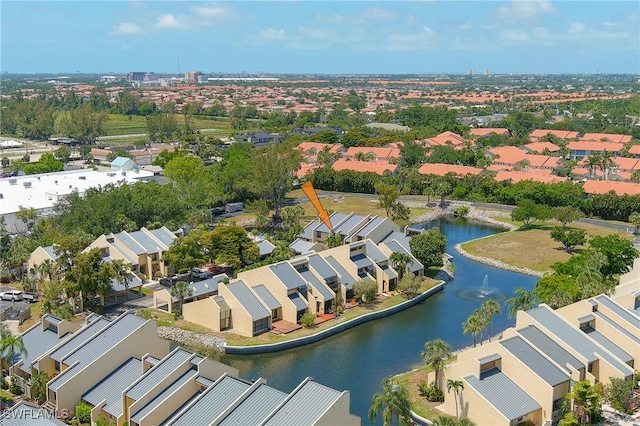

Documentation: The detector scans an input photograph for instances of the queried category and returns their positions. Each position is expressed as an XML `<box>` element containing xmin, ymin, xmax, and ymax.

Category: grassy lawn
<box><xmin>102</xmin><ymin>114</ymin><xmax>231</xmax><ymax>137</ymax></box>
<box><xmin>461</xmin><ymin>219</ymin><xmax>635</xmax><ymax>273</ymax></box>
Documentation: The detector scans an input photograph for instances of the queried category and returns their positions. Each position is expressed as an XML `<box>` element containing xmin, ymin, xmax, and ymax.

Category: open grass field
<box><xmin>461</xmin><ymin>219</ymin><xmax>636</xmax><ymax>273</ymax></box>
<box><xmin>102</xmin><ymin>114</ymin><xmax>231</xmax><ymax>137</ymax></box>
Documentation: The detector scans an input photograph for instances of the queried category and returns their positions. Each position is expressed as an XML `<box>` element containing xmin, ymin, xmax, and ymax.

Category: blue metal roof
<box><xmin>126</xmin><ymin>348</ymin><xmax>195</xmax><ymax>400</ymax></box>
<box><xmin>381</xmin><ymin>265</ymin><xmax>398</xmax><ymax>280</ymax></box>
<box><xmin>252</xmin><ymin>284</ymin><xmax>281</xmax><ymax>310</ymax></box>
<box><xmin>288</xmin><ymin>293</ymin><xmax>307</xmax><ymax>311</ymax></box>
<box><xmin>381</xmin><ymin>231</ymin><xmax>412</xmax><ymax>253</ymax></box>
<box><xmin>593</xmin><ymin>311</ymin><xmax>640</xmax><ymax>345</ymax></box>
<box><xmin>299</xmin><ymin>267</ymin><xmax>334</xmax><ymax>301</ymax></box>
<box><xmin>299</xmin><ymin>220</ymin><xmax>321</xmax><ymax>240</ymax></box>
<box><xmin>325</xmin><ymin>256</ymin><xmax>357</xmax><ymax>290</ymax></box>
<box><xmin>500</xmin><ymin>336</ymin><xmax>570</xmax><ymax>386</ymax></box>
<box><xmin>226</xmin><ymin>281</ymin><xmax>270</xmax><ymax>320</ymax></box>
<box><xmin>351</xmin><ymin>254</ymin><xmax>373</xmax><ymax>269</ymax></box>
<box><xmin>82</xmin><ymin>358</ymin><xmax>142</xmax><ymax>418</ymax></box>
<box><xmin>269</xmin><ymin>263</ymin><xmax>307</xmax><ymax>290</ymax></box>
<box><xmin>290</xmin><ymin>239</ymin><xmax>319</xmax><ymax>254</ymax></box>
<box><xmin>464</xmin><ymin>368</ymin><xmax>541</xmax><ymax>421</ymax></box>
<box><xmin>18</xmin><ymin>322</ymin><xmax>68</xmax><ymax>374</ymax></box>
<box><xmin>218</xmin><ymin>383</ymin><xmax>288</xmax><ymax>426</ymax></box>
<box><xmin>258</xmin><ymin>240</ymin><xmax>276</xmax><ymax>256</ymax></box>
<box><xmin>517</xmin><ymin>325</ymin><xmax>584</xmax><ymax>372</ymax></box>
<box><xmin>130</xmin><ymin>370</ymin><xmax>199</xmax><ymax>424</ymax></box>
<box><xmin>364</xmin><ymin>240</ymin><xmax>388</xmax><ymax>263</ymax></box>
<box><xmin>333</xmin><ymin>214</ymin><xmax>367</xmax><ymax>236</ymax></box>
<box><xmin>307</xmin><ymin>254</ymin><xmax>338</xmax><ymax>281</ymax></box>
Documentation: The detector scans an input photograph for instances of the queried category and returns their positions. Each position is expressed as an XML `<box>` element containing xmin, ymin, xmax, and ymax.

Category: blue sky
<box><xmin>1</xmin><ymin>1</ymin><xmax>638</xmax><ymax>74</ymax></box>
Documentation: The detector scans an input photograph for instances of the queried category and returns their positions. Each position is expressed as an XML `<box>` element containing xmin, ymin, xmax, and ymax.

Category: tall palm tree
<box><xmin>447</xmin><ymin>379</ymin><xmax>465</xmax><ymax>419</ymax></box>
<box><xmin>586</xmin><ymin>154</ymin><xmax>601</xmax><ymax>179</ymax></box>
<box><xmin>629</xmin><ymin>211</ymin><xmax>640</xmax><ymax>235</ymax></box>
<box><xmin>421</xmin><ymin>339</ymin><xmax>451</xmax><ymax>390</ymax></box>
<box><xmin>30</xmin><ymin>370</ymin><xmax>49</xmax><ymax>403</ymax></box>
<box><xmin>368</xmin><ymin>377</ymin><xmax>412</xmax><ymax>426</ymax></box>
<box><xmin>389</xmin><ymin>252</ymin><xmax>412</xmax><ymax>280</ymax></box>
<box><xmin>480</xmin><ymin>300</ymin><xmax>500</xmax><ymax>340</ymax></box>
<box><xmin>0</xmin><ymin>334</ymin><xmax>28</xmax><ymax>385</ymax></box>
<box><xmin>599</xmin><ymin>150</ymin><xmax>615</xmax><ymax>180</ymax></box>
<box><xmin>504</xmin><ymin>288</ymin><xmax>539</xmax><ymax>319</ymax></box>
<box><xmin>462</xmin><ymin>312</ymin><xmax>484</xmax><ymax>347</ymax></box>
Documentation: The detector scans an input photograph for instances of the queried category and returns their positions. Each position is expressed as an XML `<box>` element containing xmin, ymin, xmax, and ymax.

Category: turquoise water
<box><xmin>219</xmin><ymin>218</ymin><xmax>539</xmax><ymax>423</ymax></box>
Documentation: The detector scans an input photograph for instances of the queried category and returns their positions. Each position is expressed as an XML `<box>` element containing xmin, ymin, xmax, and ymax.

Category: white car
<box><xmin>0</xmin><ymin>290</ymin><xmax>23</xmax><ymax>301</ymax></box>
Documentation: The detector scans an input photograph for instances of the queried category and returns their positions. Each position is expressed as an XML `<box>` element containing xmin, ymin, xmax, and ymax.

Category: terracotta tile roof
<box><xmin>628</xmin><ymin>145</ymin><xmax>640</xmax><ymax>155</ymax></box>
<box><xmin>583</xmin><ymin>180</ymin><xmax>640</xmax><ymax>195</ymax></box>
<box><xmin>486</xmin><ymin>164</ymin><xmax>508</xmax><ymax>172</ymax></box>
<box><xmin>568</xmin><ymin>141</ymin><xmax>624</xmax><ymax>152</ymax></box>
<box><xmin>297</xmin><ymin>163</ymin><xmax>318</xmax><ymax>178</ymax></box>
<box><xmin>470</xmin><ymin>128</ymin><xmax>509</xmax><ymax>137</ymax></box>
<box><xmin>581</xmin><ymin>133</ymin><xmax>632</xmax><ymax>143</ymax></box>
<box><xmin>611</xmin><ymin>157</ymin><xmax>640</xmax><ymax>172</ymax></box>
<box><xmin>529</xmin><ymin>129</ymin><xmax>580</xmax><ymax>140</ymax></box>
<box><xmin>523</xmin><ymin>142</ymin><xmax>561</xmax><ymax>153</ymax></box>
<box><xmin>494</xmin><ymin>170</ymin><xmax>567</xmax><ymax>184</ymax></box>
<box><xmin>417</xmin><ymin>163</ymin><xmax>483</xmax><ymax>177</ymax></box>
<box><xmin>297</xmin><ymin>142</ymin><xmax>342</xmax><ymax>155</ymax></box>
<box><xmin>487</xmin><ymin>146</ymin><xmax>528</xmax><ymax>166</ymax></box>
<box><xmin>332</xmin><ymin>159</ymin><xmax>397</xmax><ymax>175</ymax></box>
<box><xmin>424</xmin><ymin>131</ymin><xmax>466</xmax><ymax>148</ymax></box>
<box><xmin>524</xmin><ymin>155</ymin><xmax>561</xmax><ymax>169</ymax></box>
<box><xmin>343</xmin><ymin>147</ymin><xmax>400</xmax><ymax>160</ymax></box>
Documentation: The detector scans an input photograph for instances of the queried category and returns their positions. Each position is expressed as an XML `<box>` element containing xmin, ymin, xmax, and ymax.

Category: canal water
<box><xmin>219</xmin><ymin>218</ymin><xmax>539</xmax><ymax>423</ymax></box>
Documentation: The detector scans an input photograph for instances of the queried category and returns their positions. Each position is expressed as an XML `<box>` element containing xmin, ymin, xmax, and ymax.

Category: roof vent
<box><xmin>69</xmin><ymin>185</ymin><xmax>72</xmax><ymax>189</ymax></box>
<box><xmin>55</xmin><ymin>180</ymin><xmax>58</xmax><ymax>184</ymax></box>
<box><xmin>9</xmin><ymin>178</ymin><xmax>17</xmax><ymax>185</ymax></box>
<box><xmin>121</xmin><ymin>171</ymin><xmax>127</xmax><ymax>176</ymax></box>
<box><xmin>107</xmin><ymin>172</ymin><xmax>116</xmax><ymax>177</ymax></box>
<box><xmin>79</xmin><ymin>176</ymin><xmax>86</xmax><ymax>180</ymax></box>
<box><xmin>23</xmin><ymin>181</ymin><xmax>32</xmax><ymax>188</ymax></box>
<box><xmin>0</xmin><ymin>193</ymin><xmax>3</xmax><ymax>199</ymax></box>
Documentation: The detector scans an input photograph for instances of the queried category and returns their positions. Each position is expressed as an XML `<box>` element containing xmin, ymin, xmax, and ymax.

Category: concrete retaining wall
<box><xmin>224</xmin><ymin>283</ymin><xmax>445</xmax><ymax>354</ymax></box>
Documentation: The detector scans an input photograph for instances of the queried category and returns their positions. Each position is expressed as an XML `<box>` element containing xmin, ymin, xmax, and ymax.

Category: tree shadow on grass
<box><xmin>514</xmin><ymin>223</ymin><xmax>555</xmax><ymax>232</ymax></box>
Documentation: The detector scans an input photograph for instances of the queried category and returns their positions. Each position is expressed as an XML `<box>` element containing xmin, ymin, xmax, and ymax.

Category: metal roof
<box><xmin>527</xmin><ymin>306</ymin><xmax>633</xmax><ymax>375</ymax></box>
<box><xmin>42</xmin><ymin>245</ymin><xmax>58</xmax><ymax>260</ymax></box>
<box><xmin>316</xmin><ymin>212</ymin><xmax>349</xmax><ymax>233</ymax></box>
<box><xmin>307</xmin><ymin>254</ymin><xmax>338</xmax><ymax>281</ymax></box>
<box><xmin>218</xmin><ymin>384</ymin><xmax>287</xmax><ymax>426</ymax></box>
<box><xmin>126</xmin><ymin>348</ymin><xmax>195</xmax><ymax>400</ymax></box>
<box><xmin>290</xmin><ymin>238</ymin><xmax>320</xmax><ymax>254</ymax></box>
<box><xmin>49</xmin><ymin>313</ymin><xmax>148</xmax><ymax>391</ymax></box>
<box><xmin>381</xmin><ymin>265</ymin><xmax>398</xmax><ymax>280</ymax></box>
<box><xmin>170</xmin><ymin>274</ymin><xmax>227</xmax><ymax>302</ymax></box>
<box><xmin>351</xmin><ymin>253</ymin><xmax>373</xmax><ymax>269</ymax></box>
<box><xmin>594</xmin><ymin>295</ymin><xmax>640</xmax><ymax>329</ymax></box>
<box><xmin>299</xmin><ymin>267</ymin><xmax>334</xmax><ymax>301</ymax></box>
<box><xmin>383</xmin><ymin>239</ymin><xmax>423</xmax><ymax>272</ymax></box>
<box><xmin>109</xmin><ymin>273</ymin><xmax>143</xmax><ymax>292</ymax></box>
<box><xmin>355</xmin><ymin>216</ymin><xmax>386</xmax><ymax>238</ymax></box>
<box><xmin>1</xmin><ymin>401</ymin><xmax>67</xmax><ymax>426</ymax></box>
<box><xmin>478</xmin><ymin>353</ymin><xmax>501</xmax><ymax>364</ymax></box>
<box><xmin>258</xmin><ymin>239</ymin><xmax>276</xmax><ymax>256</ymax></box>
<box><xmin>582</xmin><ymin>327</ymin><xmax>634</xmax><ymax>364</ymax></box>
<box><xmin>333</xmin><ymin>213</ymin><xmax>366</xmax><ymax>236</ymax></box>
<box><xmin>262</xmin><ymin>379</ymin><xmax>343</xmax><ymax>426</ymax></box>
<box><xmin>112</xmin><ymin>231</ymin><xmax>146</xmax><ymax>255</ymax></box>
<box><xmin>128</xmin><ymin>229</ymin><xmax>164</xmax><ymax>254</ymax></box>
<box><xmin>300</xmin><ymin>220</ymin><xmax>321</xmax><ymax>240</ymax></box>
<box><xmin>365</xmin><ymin>240</ymin><xmax>388</xmax><ymax>263</ymax></box>
<box><xmin>82</xmin><ymin>358</ymin><xmax>142</xmax><ymax>418</ymax></box>
<box><xmin>42</xmin><ymin>314</ymin><xmax>62</xmax><ymax>325</ymax></box>
<box><xmin>18</xmin><ymin>324</ymin><xmax>67</xmax><ymax>374</ymax></box>
<box><xmin>145</xmin><ymin>355</ymin><xmax>161</xmax><ymax>366</ymax></box>
<box><xmin>171</xmin><ymin>375</ymin><xmax>251</xmax><ymax>426</ymax></box>
<box><xmin>593</xmin><ymin>311</ymin><xmax>640</xmax><ymax>345</ymax></box>
<box><xmin>148</xmin><ymin>227</ymin><xmax>177</xmax><ymax>248</ymax></box>
<box><xmin>130</xmin><ymin>370</ymin><xmax>199</xmax><ymax>424</ymax></box>
<box><xmin>500</xmin><ymin>336</ymin><xmax>570</xmax><ymax>386</ymax></box>
<box><xmin>288</xmin><ymin>293</ymin><xmax>308</xmax><ymax>311</ymax></box>
<box><xmin>227</xmin><ymin>281</ymin><xmax>270</xmax><ymax>320</ymax></box>
<box><xmin>517</xmin><ymin>325</ymin><xmax>584</xmax><ymax>372</ymax></box>
<box><xmin>253</xmin><ymin>285</ymin><xmax>281</xmax><ymax>310</ymax></box>
<box><xmin>195</xmin><ymin>375</ymin><xmax>215</xmax><ymax>387</ymax></box>
<box><xmin>381</xmin><ymin>231</ymin><xmax>413</xmax><ymax>254</ymax></box>
<box><xmin>49</xmin><ymin>317</ymin><xmax>111</xmax><ymax>362</ymax></box>
<box><xmin>269</xmin><ymin>263</ymin><xmax>307</xmax><ymax>290</ymax></box>
<box><xmin>464</xmin><ymin>368</ymin><xmax>541</xmax><ymax>421</ymax></box>
<box><xmin>325</xmin><ymin>256</ymin><xmax>357</xmax><ymax>290</ymax></box>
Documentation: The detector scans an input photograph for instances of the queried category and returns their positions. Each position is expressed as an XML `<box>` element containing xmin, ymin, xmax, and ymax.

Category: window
<box><xmin>253</xmin><ymin>317</ymin><xmax>269</xmax><ymax>334</ymax></box>
<box><xmin>220</xmin><ymin>310</ymin><xmax>231</xmax><ymax>330</ymax></box>
<box><xmin>316</xmin><ymin>231</ymin><xmax>322</xmax><ymax>239</ymax></box>
<box><xmin>588</xmin><ymin>362</ymin><xmax>594</xmax><ymax>373</ymax></box>
<box><xmin>54</xmin><ymin>361</ymin><xmax>60</xmax><ymax>372</ymax></box>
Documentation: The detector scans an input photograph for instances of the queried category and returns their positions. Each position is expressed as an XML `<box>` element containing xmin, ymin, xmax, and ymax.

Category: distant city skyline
<box><xmin>1</xmin><ymin>1</ymin><xmax>639</xmax><ymax>75</ymax></box>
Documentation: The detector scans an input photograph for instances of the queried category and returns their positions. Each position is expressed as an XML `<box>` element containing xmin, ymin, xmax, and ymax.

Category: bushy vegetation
<box><xmin>418</xmin><ymin>380</ymin><xmax>444</xmax><ymax>402</ymax></box>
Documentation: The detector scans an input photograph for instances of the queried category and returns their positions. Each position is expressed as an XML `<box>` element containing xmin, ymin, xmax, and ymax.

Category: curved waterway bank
<box><xmin>218</xmin><ymin>218</ymin><xmax>540</xmax><ymax>424</ymax></box>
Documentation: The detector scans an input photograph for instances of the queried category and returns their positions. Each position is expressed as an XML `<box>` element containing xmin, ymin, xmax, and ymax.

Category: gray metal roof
<box><xmin>145</xmin><ymin>355</ymin><xmax>161</xmax><ymax>366</ymax></box>
<box><xmin>171</xmin><ymin>274</ymin><xmax>227</xmax><ymax>302</ymax></box>
<box><xmin>218</xmin><ymin>384</ymin><xmax>287</xmax><ymax>426</ymax></box>
<box><xmin>252</xmin><ymin>285</ymin><xmax>281</xmax><ymax>310</ymax></box>
<box><xmin>128</xmin><ymin>230</ymin><xmax>163</xmax><ymax>254</ymax></box>
<box><xmin>148</xmin><ymin>227</ymin><xmax>177</xmax><ymax>248</ymax></box>
<box><xmin>49</xmin><ymin>317</ymin><xmax>111</xmax><ymax>362</ymax></box>
<box><xmin>1</xmin><ymin>401</ymin><xmax>67</xmax><ymax>426</ymax></box>
<box><xmin>300</xmin><ymin>220</ymin><xmax>321</xmax><ymax>240</ymax></box>
<box><xmin>106</xmin><ymin>242</ymin><xmax>139</xmax><ymax>265</ymax></box>
<box><xmin>500</xmin><ymin>336</ymin><xmax>570</xmax><ymax>386</ymax></box>
<box><xmin>381</xmin><ymin>231</ymin><xmax>412</xmax><ymax>254</ymax></box>
<box><xmin>383</xmin><ymin>239</ymin><xmax>423</xmax><ymax>272</ymax></box>
<box><xmin>171</xmin><ymin>375</ymin><xmax>251</xmax><ymax>426</ymax></box>
<box><xmin>594</xmin><ymin>295</ymin><xmax>640</xmax><ymax>330</ymax></box>
<box><xmin>290</xmin><ymin>239</ymin><xmax>317</xmax><ymax>254</ymax></box>
<box><xmin>582</xmin><ymin>327</ymin><xmax>634</xmax><ymax>364</ymax></box>
<box><xmin>316</xmin><ymin>212</ymin><xmax>349</xmax><ymax>233</ymax></box>
<box><xmin>355</xmin><ymin>216</ymin><xmax>386</xmax><ymax>238</ymax></box>
<box><xmin>49</xmin><ymin>313</ymin><xmax>148</xmax><ymax>391</ymax></box>
<box><xmin>42</xmin><ymin>314</ymin><xmax>62</xmax><ymax>325</ymax></box>
<box><xmin>258</xmin><ymin>239</ymin><xmax>276</xmax><ymax>256</ymax></box>
<box><xmin>289</xmin><ymin>293</ymin><xmax>307</xmax><ymax>311</ymax></box>
<box><xmin>333</xmin><ymin>213</ymin><xmax>366</xmax><ymax>236</ymax></box>
<box><xmin>299</xmin><ymin>267</ymin><xmax>334</xmax><ymax>301</ymax></box>
<box><xmin>527</xmin><ymin>306</ymin><xmax>633</xmax><ymax>375</ymax></box>
<box><xmin>464</xmin><ymin>368</ymin><xmax>541</xmax><ymax>421</ymax></box>
<box><xmin>42</xmin><ymin>245</ymin><xmax>58</xmax><ymax>260</ymax></box>
<box><xmin>18</xmin><ymin>323</ymin><xmax>67</xmax><ymax>374</ymax></box>
<box><xmin>126</xmin><ymin>347</ymin><xmax>195</xmax><ymax>400</ymax></box>
<box><xmin>381</xmin><ymin>265</ymin><xmax>398</xmax><ymax>280</ymax></box>
<box><xmin>351</xmin><ymin>254</ymin><xmax>373</xmax><ymax>269</ymax></box>
<box><xmin>82</xmin><ymin>358</ymin><xmax>142</xmax><ymax>418</ymax></box>
<box><xmin>478</xmin><ymin>353</ymin><xmax>501</xmax><ymax>364</ymax></box>
<box><xmin>517</xmin><ymin>325</ymin><xmax>584</xmax><ymax>372</ymax></box>
<box><xmin>195</xmin><ymin>375</ymin><xmax>215</xmax><ymax>387</ymax></box>
<box><xmin>307</xmin><ymin>254</ymin><xmax>338</xmax><ymax>281</ymax></box>
<box><xmin>269</xmin><ymin>262</ymin><xmax>307</xmax><ymax>290</ymax></box>
<box><xmin>110</xmin><ymin>273</ymin><xmax>143</xmax><ymax>292</ymax></box>
<box><xmin>593</xmin><ymin>311</ymin><xmax>640</xmax><ymax>345</ymax></box>
<box><xmin>227</xmin><ymin>281</ymin><xmax>270</xmax><ymax>320</ymax></box>
<box><xmin>130</xmin><ymin>370</ymin><xmax>199</xmax><ymax>424</ymax></box>
<box><xmin>325</xmin><ymin>256</ymin><xmax>357</xmax><ymax>290</ymax></box>
<box><xmin>365</xmin><ymin>240</ymin><xmax>388</xmax><ymax>263</ymax></box>
<box><xmin>262</xmin><ymin>379</ymin><xmax>343</xmax><ymax>426</ymax></box>
<box><xmin>577</xmin><ymin>314</ymin><xmax>596</xmax><ymax>323</ymax></box>
<box><xmin>112</xmin><ymin>231</ymin><xmax>146</xmax><ymax>255</ymax></box>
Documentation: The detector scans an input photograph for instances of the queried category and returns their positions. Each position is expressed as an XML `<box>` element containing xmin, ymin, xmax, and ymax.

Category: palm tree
<box><xmin>462</xmin><ymin>312</ymin><xmax>484</xmax><ymax>347</ymax></box>
<box><xmin>480</xmin><ymin>300</ymin><xmax>500</xmax><ymax>340</ymax></box>
<box><xmin>586</xmin><ymin>154</ymin><xmax>600</xmax><ymax>179</ymax></box>
<box><xmin>421</xmin><ymin>339</ymin><xmax>451</xmax><ymax>390</ymax></box>
<box><xmin>629</xmin><ymin>211</ymin><xmax>640</xmax><ymax>236</ymax></box>
<box><xmin>432</xmin><ymin>415</ymin><xmax>476</xmax><ymax>426</ymax></box>
<box><xmin>0</xmin><ymin>334</ymin><xmax>28</xmax><ymax>386</ymax></box>
<box><xmin>599</xmin><ymin>150</ymin><xmax>615</xmax><ymax>180</ymax></box>
<box><xmin>504</xmin><ymin>287</ymin><xmax>539</xmax><ymax>319</ymax></box>
<box><xmin>368</xmin><ymin>377</ymin><xmax>412</xmax><ymax>426</ymax></box>
<box><xmin>447</xmin><ymin>379</ymin><xmax>465</xmax><ymax>419</ymax></box>
<box><xmin>170</xmin><ymin>281</ymin><xmax>194</xmax><ymax>318</ymax></box>
<box><xmin>389</xmin><ymin>252</ymin><xmax>412</xmax><ymax>280</ymax></box>
<box><xmin>30</xmin><ymin>370</ymin><xmax>49</xmax><ymax>403</ymax></box>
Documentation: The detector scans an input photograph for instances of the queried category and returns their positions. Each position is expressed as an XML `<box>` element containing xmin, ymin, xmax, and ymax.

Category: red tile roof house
<box><xmin>629</xmin><ymin>145</ymin><xmax>640</xmax><ymax>158</ymax></box>
<box><xmin>332</xmin><ymin>159</ymin><xmax>398</xmax><ymax>176</ymax></box>
<box><xmin>528</xmin><ymin>129</ymin><xmax>580</xmax><ymax>142</ymax></box>
<box><xmin>418</xmin><ymin>163</ymin><xmax>484</xmax><ymax>177</ymax></box>
<box><xmin>469</xmin><ymin>128</ymin><xmax>509</xmax><ymax>137</ymax></box>
<box><xmin>580</xmin><ymin>133</ymin><xmax>633</xmax><ymax>144</ymax></box>
<box><xmin>582</xmin><ymin>180</ymin><xmax>640</xmax><ymax>196</ymax></box>
<box><xmin>342</xmin><ymin>147</ymin><xmax>400</xmax><ymax>162</ymax></box>
<box><xmin>522</xmin><ymin>141</ymin><xmax>561</xmax><ymax>154</ymax></box>
<box><xmin>423</xmin><ymin>131</ymin><xmax>466</xmax><ymax>150</ymax></box>
<box><xmin>567</xmin><ymin>141</ymin><xmax>624</xmax><ymax>160</ymax></box>
<box><xmin>494</xmin><ymin>170</ymin><xmax>568</xmax><ymax>184</ymax></box>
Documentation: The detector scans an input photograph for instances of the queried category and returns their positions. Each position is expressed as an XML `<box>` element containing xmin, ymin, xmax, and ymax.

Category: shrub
<box><xmin>418</xmin><ymin>380</ymin><xmax>444</xmax><ymax>402</ymax></box>
<box><xmin>300</xmin><ymin>312</ymin><xmax>317</xmax><ymax>328</ymax></box>
<box><xmin>455</xmin><ymin>206</ymin><xmax>470</xmax><ymax>217</ymax></box>
<box><xmin>0</xmin><ymin>379</ymin><xmax>8</xmax><ymax>390</ymax></box>
<box><xmin>75</xmin><ymin>402</ymin><xmax>92</xmax><ymax>424</ymax></box>
<box><xmin>10</xmin><ymin>381</ymin><xmax>23</xmax><ymax>395</ymax></box>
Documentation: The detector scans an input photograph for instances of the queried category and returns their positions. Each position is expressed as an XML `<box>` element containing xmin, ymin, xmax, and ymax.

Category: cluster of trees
<box><xmin>461</xmin><ymin>300</ymin><xmax>501</xmax><ymax>347</ymax></box>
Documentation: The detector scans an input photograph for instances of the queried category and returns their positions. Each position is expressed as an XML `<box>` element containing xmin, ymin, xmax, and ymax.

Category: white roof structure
<box><xmin>0</xmin><ymin>169</ymin><xmax>154</xmax><ymax>216</ymax></box>
<box><xmin>0</xmin><ymin>139</ymin><xmax>23</xmax><ymax>148</ymax></box>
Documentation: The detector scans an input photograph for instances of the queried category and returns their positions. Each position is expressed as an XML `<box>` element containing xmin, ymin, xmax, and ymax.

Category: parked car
<box><xmin>23</xmin><ymin>293</ymin><xmax>38</xmax><ymax>303</ymax></box>
<box><xmin>192</xmin><ymin>269</ymin><xmax>213</xmax><ymax>280</ymax></box>
<box><xmin>159</xmin><ymin>276</ymin><xmax>178</xmax><ymax>287</ymax></box>
<box><xmin>0</xmin><ymin>290</ymin><xmax>23</xmax><ymax>301</ymax></box>
<box><xmin>225</xmin><ymin>202</ymin><xmax>244</xmax><ymax>213</ymax></box>
<box><xmin>211</xmin><ymin>207</ymin><xmax>225</xmax><ymax>216</ymax></box>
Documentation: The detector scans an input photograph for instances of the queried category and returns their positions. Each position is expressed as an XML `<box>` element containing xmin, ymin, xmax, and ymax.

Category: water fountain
<box><xmin>457</xmin><ymin>274</ymin><xmax>506</xmax><ymax>302</ymax></box>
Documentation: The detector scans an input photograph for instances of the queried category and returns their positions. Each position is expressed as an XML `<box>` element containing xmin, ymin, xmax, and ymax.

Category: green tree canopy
<box><xmin>409</xmin><ymin>228</ymin><xmax>447</xmax><ymax>268</ymax></box>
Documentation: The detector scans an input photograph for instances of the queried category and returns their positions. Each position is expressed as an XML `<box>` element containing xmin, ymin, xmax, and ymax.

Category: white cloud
<box><xmin>499</xmin><ymin>29</ymin><xmax>529</xmax><ymax>41</ymax></box>
<box><xmin>129</xmin><ymin>1</ymin><xmax>146</xmax><ymax>9</ymax></box>
<box><xmin>297</xmin><ymin>26</ymin><xmax>337</xmax><ymax>40</ymax></box>
<box><xmin>191</xmin><ymin>3</ymin><xmax>228</xmax><ymax>18</ymax></box>
<box><xmin>112</xmin><ymin>22</ymin><xmax>143</xmax><ymax>34</ymax></box>
<box><xmin>384</xmin><ymin>26</ymin><xmax>436</xmax><ymax>51</ymax></box>
<box><xmin>320</xmin><ymin>7</ymin><xmax>396</xmax><ymax>24</ymax></box>
<box><xmin>495</xmin><ymin>0</ymin><xmax>556</xmax><ymax>20</ymax></box>
<box><xmin>155</xmin><ymin>14</ymin><xmax>185</xmax><ymax>29</ymax></box>
<box><xmin>259</xmin><ymin>28</ymin><xmax>286</xmax><ymax>41</ymax></box>
<box><xmin>457</xmin><ymin>20</ymin><xmax>472</xmax><ymax>31</ymax></box>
